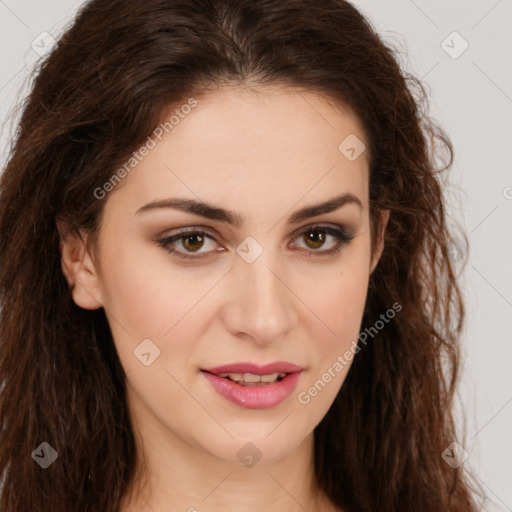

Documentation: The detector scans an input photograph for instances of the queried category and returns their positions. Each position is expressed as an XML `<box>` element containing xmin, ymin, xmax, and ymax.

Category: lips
<box><xmin>201</xmin><ymin>362</ymin><xmax>303</xmax><ymax>409</ymax></box>
<box><xmin>204</xmin><ymin>362</ymin><xmax>303</xmax><ymax>376</ymax></box>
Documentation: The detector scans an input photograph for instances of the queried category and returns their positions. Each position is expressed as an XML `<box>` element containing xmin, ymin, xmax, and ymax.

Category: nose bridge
<box><xmin>224</xmin><ymin>243</ymin><xmax>297</xmax><ymax>344</ymax></box>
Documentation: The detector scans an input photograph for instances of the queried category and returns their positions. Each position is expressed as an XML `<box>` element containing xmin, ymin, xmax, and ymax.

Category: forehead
<box><xmin>103</xmin><ymin>86</ymin><xmax>370</xmax><ymax>222</ymax></box>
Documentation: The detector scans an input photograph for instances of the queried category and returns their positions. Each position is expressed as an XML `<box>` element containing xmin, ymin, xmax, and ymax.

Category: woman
<box><xmin>0</xmin><ymin>0</ymin><xmax>479</xmax><ymax>510</ymax></box>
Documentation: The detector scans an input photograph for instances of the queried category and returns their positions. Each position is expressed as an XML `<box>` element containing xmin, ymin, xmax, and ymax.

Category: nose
<box><xmin>220</xmin><ymin>246</ymin><xmax>298</xmax><ymax>346</ymax></box>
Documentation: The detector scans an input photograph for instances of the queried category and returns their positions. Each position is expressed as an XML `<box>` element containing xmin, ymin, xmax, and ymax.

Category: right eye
<box><xmin>157</xmin><ymin>228</ymin><xmax>222</xmax><ymax>260</ymax></box>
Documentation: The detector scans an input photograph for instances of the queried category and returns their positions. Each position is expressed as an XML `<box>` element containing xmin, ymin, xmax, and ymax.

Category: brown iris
<box><xmin>182</xmin><ymin>233</ymin><xmax>205</xmax><ymax>252</ymax></box>
<box><xmin>303</xmin><ymin>229</ymin><xmax>326</xmax><ymax>250</ymax></box>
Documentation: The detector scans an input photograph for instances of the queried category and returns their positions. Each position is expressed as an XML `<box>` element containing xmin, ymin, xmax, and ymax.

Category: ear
<box><xmin>57</xmin><ymin>218</ymin><xmax>103</xmax><ymax>310</ymax></box>
<box><xmin>370</xmin><ymin>209</ymin><xmax>390</xmax><ymax>274</ymax></box>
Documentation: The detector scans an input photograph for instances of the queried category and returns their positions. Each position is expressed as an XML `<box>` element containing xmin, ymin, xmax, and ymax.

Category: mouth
<box><xmin>201</xmin><ymin>362</ymin><xmax>303</xmax><ymax>409</ymax></box>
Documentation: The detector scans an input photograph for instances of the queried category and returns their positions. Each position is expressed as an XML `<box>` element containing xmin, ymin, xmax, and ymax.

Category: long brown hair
<box><xmin>0</xmin><ymin>0</ymin><xmax>479</xmax><ymax>510</ymax></box>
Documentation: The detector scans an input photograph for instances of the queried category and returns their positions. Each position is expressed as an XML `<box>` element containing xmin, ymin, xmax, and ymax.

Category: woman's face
<box><xmin>67</xmin><ymin>86</ymin><xmax>387</xmax><ymax>466</ymax></box>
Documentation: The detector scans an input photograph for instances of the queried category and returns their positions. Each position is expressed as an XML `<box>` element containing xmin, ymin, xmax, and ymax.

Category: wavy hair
<box><xmin>0</xmin><ymin>0</ymin><xmax>479</xmax><ymax>510</ymax></box>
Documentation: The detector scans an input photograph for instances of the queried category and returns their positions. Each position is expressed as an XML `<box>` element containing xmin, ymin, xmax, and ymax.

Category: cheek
<box><xmin>98</xmin><ymin>233</ymin><xmax>206</xmax><ymax>337</ymax></box>
<box><xmin>97</xmin><ymin>232</ymin><xmax>229</xmax><ymax>389</ymax></box>
<box><xmin>307</xmin><ymin>270</ymin><xmax>369</xmax><ymax>386</ymax></box>
<box><xmin>305</xmin><ymin>242</ymin><xmax>371</xmax><ymax>345</ymax></box>
<box><xmin>294</xmin><ymin>263</ymin><xmax>370</xmax><ymax>420</ymax></box>
<box><xmin>322</xmin><ymin>264</ymin><xmax>369</xmax><ymax>340</ymax></box>
<box><xmin>298</xmin><ymin>241</ymin><xmax>370</xmax><ymax>393</ymax></box>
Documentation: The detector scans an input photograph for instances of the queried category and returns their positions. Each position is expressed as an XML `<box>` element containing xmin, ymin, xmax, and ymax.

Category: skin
<box><xmin>60</xmin><ymin>86</ymin><xmax>389</xmax><ymax>512</ymax></box>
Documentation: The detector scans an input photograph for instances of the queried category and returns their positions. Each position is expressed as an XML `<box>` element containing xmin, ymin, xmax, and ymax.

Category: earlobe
<box><xmin>58</xmin><ymin>219</ymin><xmax>103</xmax><ymax>310</ymax></box>
<box><xmin>370</xmin><ymin>209</ymin><xmax>390</xmax><ymax>274</ymax></box>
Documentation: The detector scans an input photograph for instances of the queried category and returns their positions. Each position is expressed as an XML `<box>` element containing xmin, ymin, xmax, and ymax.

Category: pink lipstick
<box><xmin>201</xmin><ymin>362</ymin><xmax>303</xmax><ymax>409</ymax></box>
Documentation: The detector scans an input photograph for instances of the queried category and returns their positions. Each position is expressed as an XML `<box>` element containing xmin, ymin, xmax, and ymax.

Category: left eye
<box><xmin>157</xmin><ymin>224</ymin><xmax>354</xmax><ymax>261</ymax></box>
<box><xmin>291</xmin><ymin>226</ymin><xmax>352</xmax><ymax>253</ymax></box>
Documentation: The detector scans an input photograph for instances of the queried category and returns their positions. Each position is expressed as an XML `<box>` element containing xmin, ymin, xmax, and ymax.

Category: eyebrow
<box><xmin>135</xmin><ymin>192</ymin><xmax>363</xmax><ymax>227</ymax></box>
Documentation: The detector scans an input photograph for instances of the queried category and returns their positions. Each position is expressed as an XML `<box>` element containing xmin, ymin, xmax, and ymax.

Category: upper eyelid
<box><xmin>159</xmin><ymin>222</ymin><xmax>348</xmax><ymax>241</ymax></box>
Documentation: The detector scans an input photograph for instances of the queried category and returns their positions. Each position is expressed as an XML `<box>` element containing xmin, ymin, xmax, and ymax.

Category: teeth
<box><xmin>260</xmin><ymin>373</ymin><xmax>280</xmax><ymax>382</ymax></box>
<box><xmin>217</xmin><ymin>372</ymin><xmax>287</xmax><ymax>385</ymax></box>
<box><xmin>244</xmin><ymin>373</ymin><xmax>263</xmax><ymax>383</ymax></box>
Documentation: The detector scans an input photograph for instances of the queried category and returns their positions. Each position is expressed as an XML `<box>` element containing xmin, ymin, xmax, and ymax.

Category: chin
<box><xmin>201</xmin><ymin>425</ymin><xmax>312</xmax><ymax>467</ymax></box>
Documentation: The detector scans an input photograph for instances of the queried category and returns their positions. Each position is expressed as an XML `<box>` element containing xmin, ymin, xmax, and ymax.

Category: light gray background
<box><xmin>1</xmin><ymin>1</ymin><xmax>511</xmax><ymax>510</ymax></box>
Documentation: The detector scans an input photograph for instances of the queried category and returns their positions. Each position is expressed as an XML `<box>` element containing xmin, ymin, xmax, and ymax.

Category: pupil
<box><xmin>306</xmin><ymin>230</ymin><xmax>324</xmax><ymax>249</ymax></box>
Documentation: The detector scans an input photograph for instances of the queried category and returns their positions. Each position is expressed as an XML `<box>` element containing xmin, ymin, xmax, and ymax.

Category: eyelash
<box><xmin>157</xmin><ymin>224</ymin><xmax>354</xmax><ymax>261</ymax></box>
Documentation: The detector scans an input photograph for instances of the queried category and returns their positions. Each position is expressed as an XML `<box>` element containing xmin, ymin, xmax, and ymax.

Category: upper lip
<box><xmin>203</xmin><ymin>362</ymin><xmax>304</xmax><ymax>375</ymax></box>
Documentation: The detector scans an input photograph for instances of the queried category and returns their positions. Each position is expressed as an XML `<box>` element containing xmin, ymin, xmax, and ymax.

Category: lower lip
<box><xmin>201</xmin><ymin>371</ymin><xmax>302</xmax><ymax>409</ymax></box>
